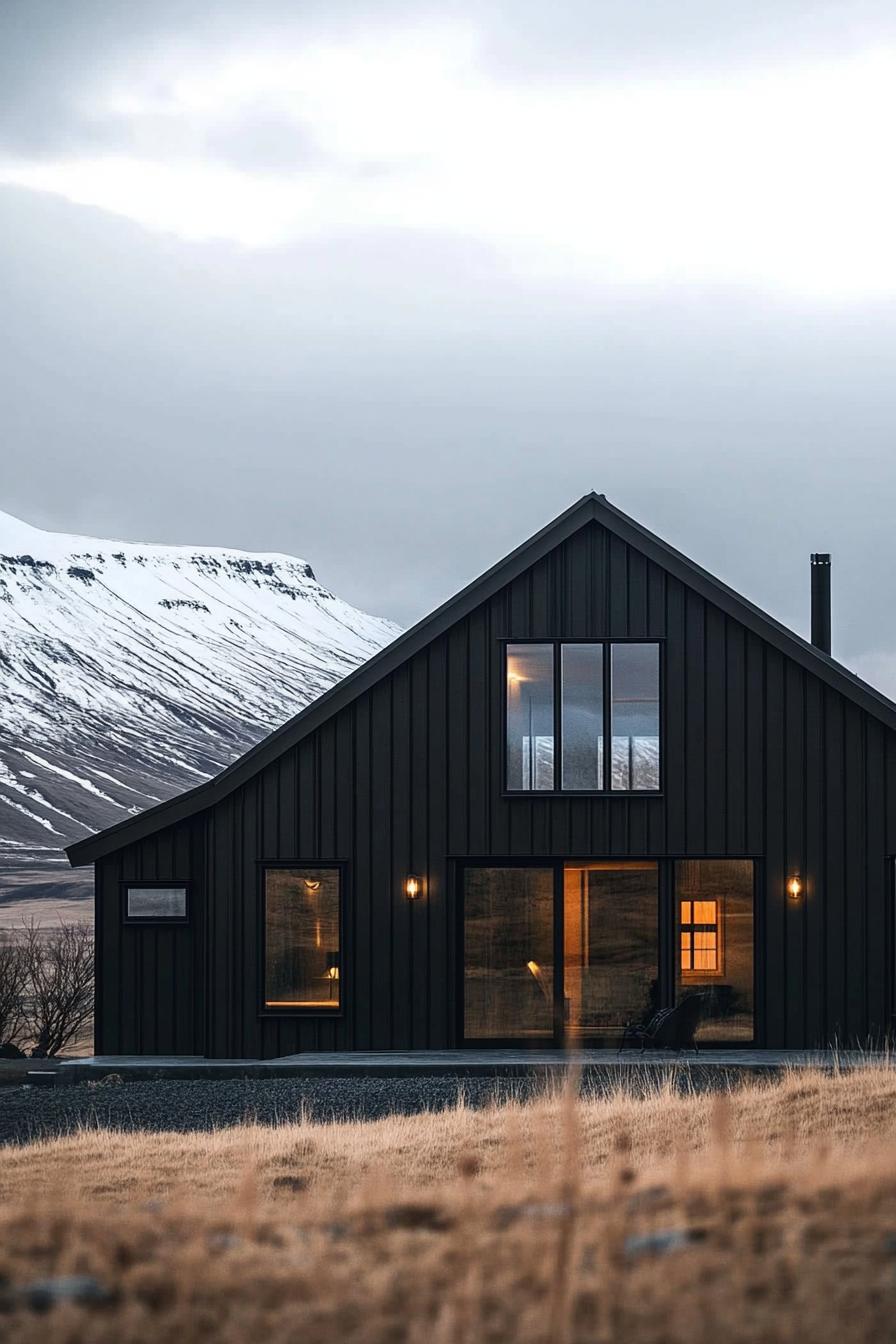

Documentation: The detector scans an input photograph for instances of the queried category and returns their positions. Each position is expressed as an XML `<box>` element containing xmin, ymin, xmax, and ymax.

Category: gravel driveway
<box><xmin>0</xmin><ymin>1075</ymin><xmax>551</xmax><ymax>1146</ymax></box>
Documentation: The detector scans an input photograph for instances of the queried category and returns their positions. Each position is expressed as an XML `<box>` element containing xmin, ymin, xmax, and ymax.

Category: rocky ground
<box><xmin>0</xmin><ymin>1075</ymin><xmax>546</xmax><ymax>1145</ymax></box>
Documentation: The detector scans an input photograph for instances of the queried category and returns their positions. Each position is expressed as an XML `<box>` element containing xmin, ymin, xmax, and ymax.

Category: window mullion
<box><xmin>604</xmin><ymin>641</ymin><xmax>611</xmax><ymax>792</ymax></box>
<box><xmin>555</xmin><ymin>642</ymin><xmax>562</xmax><ymax>793</ymax></box>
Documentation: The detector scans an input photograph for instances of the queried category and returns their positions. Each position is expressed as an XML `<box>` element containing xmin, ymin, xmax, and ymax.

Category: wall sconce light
<box><xmin>787</xmin><ymin>873</ymin><xmax>803</xmax><ymax>900</ymax></box>
<box><xmin>405</xmin><ymin>875</ymin><xmax>421</xmax><ymax>900</ymax></box>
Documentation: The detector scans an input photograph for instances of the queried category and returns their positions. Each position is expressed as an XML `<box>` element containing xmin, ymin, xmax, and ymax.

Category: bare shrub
<box><xmin>20</xmin><ymin>920</ymin><xmax>94</xmax><ymax>1058</ymax></box>
<box><xmin>0</xmin><ymin>931</ymin><xmax>29</xmax><ymax>1050</ymax></box>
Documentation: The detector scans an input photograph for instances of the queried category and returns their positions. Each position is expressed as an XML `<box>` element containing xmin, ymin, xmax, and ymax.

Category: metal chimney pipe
<box><xmin>810</xmin><ymin>553</ymin><xmax>831</xmax><ymax>655</ymax></box>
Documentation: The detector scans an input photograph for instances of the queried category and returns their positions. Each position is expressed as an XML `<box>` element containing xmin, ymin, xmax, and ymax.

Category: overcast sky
<box><xmin>3</xmin><ymin>1</ymin><xmax>896</xmax><ymax>688</ymax></box>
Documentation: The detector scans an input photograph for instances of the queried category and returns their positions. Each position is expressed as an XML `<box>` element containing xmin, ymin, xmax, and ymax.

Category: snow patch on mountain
<box><xmin>0</xmin><ymin>510</ymin><xmax>400</xmax><ymax>870</ymax></box>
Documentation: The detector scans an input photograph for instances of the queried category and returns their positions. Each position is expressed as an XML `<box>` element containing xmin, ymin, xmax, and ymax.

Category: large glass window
<box><xmin>506</xmin><ymin>644</ymin><xmax>555</xmax><ymax>790</ymax></box>
<box><xmin>462</xmin><ymin>859</ymin><xmax>754</xmax><ymax>1044</ymax></box>
<box><xmin>463</xmin><ymin>867</ymin><xmax>554</xmax><ymax>1039</ymax></box>
<box><xmin>611</xmin><ymin>644</ymin><xmax>660</xmax><ymax>791</ymax></box>
<box><xmin>505</xmin><ymin>641</ymin><xmax>660</xmax><ymax>793</ymax></box>
<box><xmin>263</xmin><ymin>867</ymin><xmax>341</xmax><ymax>1010</ymax></box>
<box><xmin>561</xmin><ymin>644</ymin><xmax>604</xmax><ymax>790</ymax></box>
<box><xmin>675</xmin><ymin>860</ymin><xmax>754</xmax><ymax>1041</ymax></box>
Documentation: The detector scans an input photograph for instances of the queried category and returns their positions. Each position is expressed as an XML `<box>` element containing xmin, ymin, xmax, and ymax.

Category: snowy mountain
<box><xmin>0</xmin><ymin>510</ymin><xmax>400</xmax><ymax>876</ymax></box>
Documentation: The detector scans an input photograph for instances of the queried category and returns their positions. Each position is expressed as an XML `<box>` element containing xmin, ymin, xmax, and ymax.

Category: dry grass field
<box><xmin>2</xmin><ymin>1066</ymin><xmax>896</xmax><ymax>1341</ymax></box>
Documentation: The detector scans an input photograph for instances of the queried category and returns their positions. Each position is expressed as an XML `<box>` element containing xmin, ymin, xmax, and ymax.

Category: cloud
<box><xmin>5</xmin><ymin>3</ymin><xmax>896</xmax><ymax>323</ymax></box>
<box><xmin>203</xmin><ymin>107</ymin><xmax>322</xmax><ymax>173</ymax></box>
<box><xmin>2</xmin><ymin>15</ymin><xmax>896</xmax><ymax>296</ymax></box>
<box><xmin>4</xmin><ymin>181</ymin><xmax>896</xmax><ymax>646</ymax></box>
<box><xmin>3</xmin><ymin>1</ymin><xmax>896</xmax><ymax>674</ymax></box>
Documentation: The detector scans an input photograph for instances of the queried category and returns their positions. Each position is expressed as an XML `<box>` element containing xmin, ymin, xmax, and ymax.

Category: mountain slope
<box><xmin>0</xmin><ymin>510</ymin><xmax>400</xmax><ymax>872</ymax></box>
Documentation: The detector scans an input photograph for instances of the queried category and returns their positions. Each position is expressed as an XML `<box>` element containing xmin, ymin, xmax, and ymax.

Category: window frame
<box><xmin>502</xmin><ymin>638</ymin><xmax>663</xmax><ymax>797</ymax></box>
<box><xmin>121</xmin><ymin>880</ymin><xmax>191</xmax><ymax>925</ymax></box>
<box><xmin>257</xmin><ymin>860</ymin><xmax>347</xmax><ymax>1018</ymax></box>
<box><xmin>456</xmin><ymin>855</ymin><xmax>758</xmax><ymax>1047</ymax></box>
<box><xmin>680</xmin><ymin>897</ymin><xmax>725</xmax><ymax>978</ymax></box>
<box><xmin>673</xmin><ymin>859</ymin><xmax>758</xmax><ymax>1044</ymax></box>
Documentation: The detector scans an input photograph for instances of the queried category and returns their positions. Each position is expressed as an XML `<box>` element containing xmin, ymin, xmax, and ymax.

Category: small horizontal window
<box><xmin>125</xmin><ymin>886</ymin><xmax>188</xmax><ymax>921</ymax></box>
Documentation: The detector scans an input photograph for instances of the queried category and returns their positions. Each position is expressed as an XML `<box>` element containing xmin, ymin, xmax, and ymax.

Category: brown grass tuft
<box><xmin>1</xmin><ymin>1066</ymin><xmax>896</xmax><ymax>1341</ymax></box>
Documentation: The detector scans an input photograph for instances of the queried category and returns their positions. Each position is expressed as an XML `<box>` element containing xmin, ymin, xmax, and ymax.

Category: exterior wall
<box><xmin>95</xmin><ymin>817</ymin><xmax>206</xmax><ymax>1054</ymax></box>
<box><xmin>94</xmin><ymin>520</ymin><xmax>896</xmax><ymax>1055</ymax></box>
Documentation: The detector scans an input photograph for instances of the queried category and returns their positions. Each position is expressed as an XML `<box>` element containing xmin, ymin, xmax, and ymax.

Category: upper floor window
<box><xmin>506</xmin><ymin>644</ymin><xmax>555</xmax><ymax>790</ymax></box>
<box><xmin>505</xmin><ymin>641</ymin><xmax>660</xmax><ymax>793</ymax></box>
<box><xmin>610</xmin><ymin>643</ymin><xmax>661</xmax><ymax>791</ymax></box>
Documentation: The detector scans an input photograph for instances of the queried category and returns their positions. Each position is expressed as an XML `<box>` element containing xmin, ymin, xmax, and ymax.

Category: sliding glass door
<box><xmin>461</xmin><ymin>859</ymin><xmax>754</xmax><ymax>1045</ymax></box>
<box><xmin>463</xmin><ymin>866</ymin><xmax>556</xmax><ymax>1040</ymax></box>
<box><xmin>563</xmin><ymin>862</ymin><xmax>659</xmax><ymax>1038</ymax></box>
<box><xmin>675</xmin><ymin>860</ymin><xmax>754</xmax><ymax>1041</ymax></box>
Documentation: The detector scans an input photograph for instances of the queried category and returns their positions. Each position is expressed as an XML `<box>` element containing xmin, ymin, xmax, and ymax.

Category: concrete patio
<box><xmin>37</xmin><ymin>1047</ymin><xmax>892</xmax><ymax>1085</ymax></box>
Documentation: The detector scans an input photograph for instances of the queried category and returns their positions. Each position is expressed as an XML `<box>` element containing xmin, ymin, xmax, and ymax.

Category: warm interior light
<box><xmin>303</xmin><ymin>879</ymin><xmax>321</xmax><ymax>893</ymax></box>
<box><xmin>787</xmin><ymin>873</ymin><xmax>803</xmax><ymax>900</ymax></box>
<box><xmin>325</xmin><ymin>966</ymin><xmax>339</xmax><ymax>980</ymax></box>
<box><xmin>506</xmin><ymin>653</ymin><xmax>527</xmax><ymax>687</ymax></box>
<box><xmin>680</xmin><ymin>898</ymin><xmax>721</xmax><ymax>973</ymax></box>
<box><xmin>405</xmin><ymin>875</ymin><xmax>421</xmax><ymax>899</ymax></box>
<box><xmin>526</xmin><ymin>959</ymin><xmax>552</xmax><ymax>1005</ymax></box>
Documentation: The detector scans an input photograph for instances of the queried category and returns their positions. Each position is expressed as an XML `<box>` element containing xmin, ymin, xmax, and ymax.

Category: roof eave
<box><xmin>594</xmin><ymin>495</ymin><xmax>896</xmax><ymax>733</ymax></box>
<box><xmin>66</xmin><ymin>493</ymin><xmax>605</xmax><ymax>865</ymax></box>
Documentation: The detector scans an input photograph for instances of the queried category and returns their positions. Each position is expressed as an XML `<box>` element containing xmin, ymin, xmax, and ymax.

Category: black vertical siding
<box><xmin>95</xmin><ymin>818</ymin><xmax>204</xmax><ymax>1054</ymax></box>
<box><xmin>94</xmin><ymin>519</ymin><xmax>896</xmax><ymax>1055</ymax></box>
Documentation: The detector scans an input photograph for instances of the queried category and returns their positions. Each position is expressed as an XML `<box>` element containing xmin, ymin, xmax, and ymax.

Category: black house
<box><xmin>67</xmin><ymin>495</ymin><xmax>896</xmax><ymax>1056</ymax></box>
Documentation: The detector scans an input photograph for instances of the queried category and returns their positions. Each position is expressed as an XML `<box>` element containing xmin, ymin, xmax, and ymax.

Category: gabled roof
<box><xmin>67</xmin><ymin>492</ymin><xmax>896</xmax><ymax>865</ymax></box>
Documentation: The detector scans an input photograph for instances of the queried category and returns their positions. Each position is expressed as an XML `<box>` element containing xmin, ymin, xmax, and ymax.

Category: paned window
<box><xmin>680</xmin><ymin>899</ymin><xmax>721</xmax><ymax>973</ymax></box>
<box><xmin>506</xmin><ymin>642</ymin><xmax>660</xmax><ymax>793</ymax></box>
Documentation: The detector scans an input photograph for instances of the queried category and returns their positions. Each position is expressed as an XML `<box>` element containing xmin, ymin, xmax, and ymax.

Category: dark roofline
<box><xmin>67</xmin><ymin>492</ymin><xmax>896</xmax><ymax>865</ymax></box>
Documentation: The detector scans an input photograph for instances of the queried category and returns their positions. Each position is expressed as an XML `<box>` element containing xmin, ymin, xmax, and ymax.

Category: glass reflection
<box><xmin>611</xmin><ymin>644</ymin><xmax>660</xmax><ymax>790</ymax></box>
<box><xmin>264</xmin><ymin>868</ymin><xmax>341</xmax><ymax>1009</ymax></box>
<box><xmin>564</xmin><ymin>861</ymin><xmax>659</xmax><ymax>1037</ymax></box>
<box><xmin>506</xmin><ymin>644</ymin><xmax>555</xmax><ymax>790</ymax></box>
<box><xmin>675</xmin><ymin>860</ymin><xmax>754</xmax><ymax>1040</ymax></box>
<box><xmin>561</xmin><ymin>644</ymin><xmax>604</xmax><ymax>790</ymax></box>
<box><xmin>464</xmin><ymin>867</ymin><xmax>554</xmax><ymax>1038</ymax></box>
